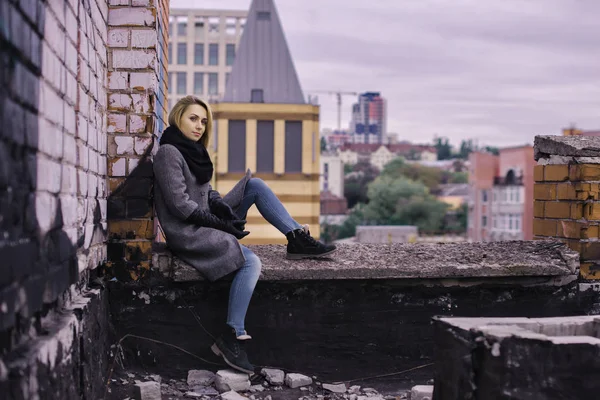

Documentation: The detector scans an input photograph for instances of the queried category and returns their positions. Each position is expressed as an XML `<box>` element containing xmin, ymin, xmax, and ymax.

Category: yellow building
<box><xmin>210</xmin><ymin>0</ymin><xmax>321</xmax><ymax>244</ymax></box>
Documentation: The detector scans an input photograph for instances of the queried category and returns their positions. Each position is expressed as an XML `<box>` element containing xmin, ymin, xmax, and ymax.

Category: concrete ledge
<box><xmin>535</xmin><ymin>135</ymin><xmax>600</xmax><ymax>161</ymax></box>
<box><xmin>152</xmin><ymin>240</ymin><xmax>579</xmax><ymax>282</ymax></box>
<box><xmin>433</xmin><ymin>315</ymin><xmax>600</xmax><ymax>399</ymax></box>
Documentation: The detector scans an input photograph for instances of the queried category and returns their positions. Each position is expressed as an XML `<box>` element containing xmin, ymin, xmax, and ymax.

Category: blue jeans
<box><xmin>226</xmin><ymin>178</ymin><xmax>302</xmax><ymax>336</ymax></box>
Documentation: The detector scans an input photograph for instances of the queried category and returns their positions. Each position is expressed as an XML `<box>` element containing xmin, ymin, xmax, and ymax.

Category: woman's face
<box><xmin>179</xmin><ymin>104</ymin><xmax>208</xmax><ymax>142</ymax></box>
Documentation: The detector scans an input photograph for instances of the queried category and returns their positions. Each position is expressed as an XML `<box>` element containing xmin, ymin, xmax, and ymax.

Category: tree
<box><xmin>458</xmin><ymin>139</ymin><xmax>474</xmax><ymax>160</ymax></box>
<box><xmin>361</xmin><ymin>176</ymin><xmax>449</xmax><ymax>233</ymax></box>
<box><xmin>320</xmin><ymin>137</ymin><xmax>327</xmax><ymax>152</ymax></box>
<box><xmin>382</xmin><ymin>158</ymin><xmax>443</xmax><ymax>193</ymax></box>
<box><xmin>434</xmin><ymin>137</ymin><xmax>452</xmax><ymax>160</ymax></box>
<box><xmin>343</xmin><ymin>161</ymin><xmax>380</xmax><ymax>208</ymax></box>
<box><xmin>484</xmin><ymin>146</ymin><xmax>499</xmax><ymax>155</ymax></box>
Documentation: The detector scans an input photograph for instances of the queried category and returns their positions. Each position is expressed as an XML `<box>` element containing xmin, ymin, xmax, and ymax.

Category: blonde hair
<box><xmin>168</xmin><ymin>96</ymin><xmax>213</xmax><ymax>148</ymax></box>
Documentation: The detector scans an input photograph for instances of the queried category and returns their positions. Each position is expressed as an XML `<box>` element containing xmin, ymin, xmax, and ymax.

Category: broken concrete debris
<box><xmin>134</xmin><ymin>381</ymin><xmax>162</xmax><ymax>400</ymax></box>
<box><xmin>260</xmin><ymin>368</ymin><xmax>285</xmax><ymax>385</ymax></box>
<box><xmin>215</xmin><ymin>369</ymin><xmax>251</xmax><ymax>393</ymax></box>
<box><xmin>285</xmin><ymin>373</ymin><xmax>313</xmax><ymax>389</ymax></box>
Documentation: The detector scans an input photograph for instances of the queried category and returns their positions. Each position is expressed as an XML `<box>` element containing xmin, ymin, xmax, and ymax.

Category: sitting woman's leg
<box><xmin>212</xmin><ymin>246</ymin><xmax>261</xmax><ymax>374</ymax></box>
<box><xmin>236</xmin><ymin>178</ymin><xmax>337</xmax><ymax>259</ymax></box>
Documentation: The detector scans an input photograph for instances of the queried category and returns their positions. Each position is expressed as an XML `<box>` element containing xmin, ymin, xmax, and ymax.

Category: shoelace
<box><xmin>299</xmin><ymin>230</ymin><xmax>320</xmax><ymax>246</ymax></box>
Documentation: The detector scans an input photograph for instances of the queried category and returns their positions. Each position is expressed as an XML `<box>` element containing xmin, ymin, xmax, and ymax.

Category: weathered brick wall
<box><xmin>1</xmin><ymin>0</ymin><xmax>108</xmax><ymax>350</ymax></box>
<box><xmin>105</xmin><ymin>0</ymin><xmax>169</xmax><ymax>280</ymax></box>
<box><xmin>533</xmin><ymin>136</ymin><xmax>600</xmax><ymax>280</ymax></box>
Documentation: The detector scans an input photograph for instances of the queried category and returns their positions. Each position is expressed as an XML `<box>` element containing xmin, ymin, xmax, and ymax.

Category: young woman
<box><xmin>153</xmin><ymin>96</ymin><xmax>336</xmax><ymax>374</ymax></box>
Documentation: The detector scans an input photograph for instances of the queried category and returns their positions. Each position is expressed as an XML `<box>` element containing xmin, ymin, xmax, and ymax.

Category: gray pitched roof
<box><xmin>223</xmin><ymin>0</ymin><xmax>305</xmax><ymax>104</ymax></box>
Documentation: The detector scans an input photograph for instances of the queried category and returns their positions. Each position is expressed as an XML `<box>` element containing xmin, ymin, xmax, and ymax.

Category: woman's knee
<box><xmin>248</xmin><ymin>177</ymin><xmax>266</xmax><ymax>191</ymax></box>
<box><xmin>246</xmin><ymin>252</ymin><xmax>262</xmax><ymax>274</ymax></box>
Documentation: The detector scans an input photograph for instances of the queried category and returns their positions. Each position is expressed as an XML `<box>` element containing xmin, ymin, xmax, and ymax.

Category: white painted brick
<box><xmin>98</xmin><ymin>156</ymin><xmax>107</xmax><ymax>175</ymax></box>
<box><xmin>48</xmin><ymin>0</ymin><xmax>66</xmax><ymax>26</ymax></box>
<box><xmin>108</xmin><ymin>28</ymin><xmax>129</xmax><ymax>47</ymax></box>
<box><xmin>88</xmin><ymin>148</ymin><xmax>98</xmax><ymax>173</ymax></box>
<box><xmin>37</xmin><ymin>156</ymin><xmax>63</xmax><ymax>193</ymax></box>
<box><xmin>79</xmin><ymin>88</ymin><xmax>90</xmax><ymax>118</ymax></box>
<box><xmin>131</xmin><ymin>29</ymin><xmax>156</xmax><ymax>48</ymax></box>
<box><xmin>108</xmin><ymin>71</ymin><xmax>128</xmax><ymax>90</ymax></box>
<box><xmin>65</xmin><ymin>6</ymin><xmax>78</xmax><ymax>43</ymax></box>
<box><xmin>115</xmin><ymin>135</ymin><xmax>134</xmax><ymax>155</ymax></box>
<box><xmin>77</xmin><ymin>141</ymin><xmax>89</xmax><ymax>170</ymax></box>
<box><xmin>108</xmin><ymin>8</ymin><xmax>155</xmax><ymax>27</ymax></box>
<box><xmin>38</xmin><ymin>118</ymin><xmax>64</xmax><ymax>159</ymax></box>
<box><xmin>97</xmin><ymin>0</ymin><xmax>109</xmax><ymax>21</ymax></box>
<box><xmin>89</xmin><ymin>73</ymin><xmax>99</xmax><ymax>101</ymax></box>
<box><xmin>110</xmin><ymin>0</ymin><xmax>130</xmax><ymax>5</ymax></box>
<box><xmin>131</xmin><ymin>94</ymin><xmax>150</xmax><ymax>113</ymax></box>
<box><xmin>129</xmin><ymin>72</ymin><xmax>155</xmax><ymax>91</ymax></box>
<box><xmin>41</xmin><ymin>44</ymin><xmax>62</xmax><ymax>92</ymax></box>
<box><xmin>107</xmin><ymin>113</ymin><xmax>127</xmax><ymax>133</ymax></box>
<box><xmin>78</xmin><ymin>170</ymin><xmax>88</xmax><ymax>196</ymax></box>
<box><xmin>80</xmin><ymin>60</ymin><xmax>90</xmax><ymax>91</ymax></box>
<box><xmin>35</xmin><ymin>192</ymin><xmax>58</xmax><ymax>236</ymax></box>
<box><xmin>44</xmin><ymin>11</ymin><xmax>65</xmax><ymax>59</ymax></box>
<box><xmin>112</xmin><ymin>49</ymin><xmax>155</xmax><ymax>69</ymax></box>
<box><xmin>128</xmin><ymin>157</ymin><xmax>139</xmax><ymax>173</ymax></box>
<box><xmin>65</xmin><ymin>71</ymin><xmax>78</xmax><ymax>105</ymax></box>
<box><xmin>88</xmin><ymin>121</ymin><xmax>98</xmax><ymax>149</ymax></box>
<box><xmin>130</xmin><ymin>115</ymin><xmax>146</xmax><ymax>133</ymax></box>
<box><xmin>134</xmin><ymin>137</ymin><xmax>153</xmax><ymax>155</ymax></box>
<box><xmin>77</xmin><ymin>115</ymin><xmax>89</xmax><ymax>142</ymax></box>
<box><xmin>87</xmin><ymin>173</ymin><xmax>98</xmax><ymax>197</ymax></box>
<box><xmin>108</xmin><ymin>93</ymin><xmax>133</xmax><ymax>111</ymax></box>
<box><xmin>64</xmin><ymin>105</ymin><xmax>76</xmax><ymax>135</ymax></box>
<box><xmin>65</xmin><ymin>40</ymin><xmax>77</xmax><ymax>75</ymax></box>
<box><xmin>110</xmin><ymin>158</ymin><xmax>126</xmax><ymax>177</ymax></box>
<box><xmin>80</xmin><ymin>33</ymin><xmax>90</xmax><ymax>60</ymax></box>
<box><xmin>61</xmin><ymin>164</ymin><xmax>78</xmax><ymax>195</ymax></box>
<box><xmin>99</xmin><ymin>199</ymin><xmax>107</xmax><ymax>220</ymax></box>
<box><xmin>63</xmin><ymin>133</ymin><xmax>77</xmax><ymax>164</ymax></box>
<box><xmin>40</xmin><ymin>83</ymin><xmax>65</xmax><ymax>126</ymax></box>
<box><xmin>132</xmin><ymin>0</ymin><xmax>150</xmax><ymax>6</ymax></box>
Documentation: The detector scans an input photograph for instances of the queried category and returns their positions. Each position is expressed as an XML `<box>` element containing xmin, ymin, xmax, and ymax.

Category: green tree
<box><xmin>343</xmin><ymin>161</ymin><xmax>380</xmax><ymax>208</ymax></box>
<box><xmin>361</xmin><ymin>176</ymin><xmax>449</xmax><ymax>233</ymax></box>
<box><xmin>484</xmin><ymin>146</ymin><xmax>499</xmax><ymax>155</ymax></box>
<box><xmin>458</xmin><ymin>139</ymin><xmax>475</xmax><ymax>160</ymax></box>
<box><xmin>434</xmin><ymin>137</ymin><xmax>452</xmax><ymax>160</ymax></box>
<box><xmin>382</xmin><ymin>158</ymin><xmax>443</xmax><ymax>193</ymax></box>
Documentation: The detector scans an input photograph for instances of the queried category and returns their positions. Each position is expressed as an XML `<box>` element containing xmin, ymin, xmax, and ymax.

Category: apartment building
<box><xmin>167</xmin><ymin>8</ymin><xmax>248</xmax><ymax>107</ymax></box>
<box><xmin>468</xmin><ymin>146</ymin><xmax>535</xmax><ymax>241</ymax></box>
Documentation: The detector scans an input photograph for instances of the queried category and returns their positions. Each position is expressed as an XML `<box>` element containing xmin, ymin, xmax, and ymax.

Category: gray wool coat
<box><xmin>153</xmin><ymin>144</ymin><xmax>252</xmax><ymax>281</ymax></box>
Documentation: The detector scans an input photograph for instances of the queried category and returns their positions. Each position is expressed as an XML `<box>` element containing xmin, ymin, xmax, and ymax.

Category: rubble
<box><xmin>409</xmin><ymin>385</ymin><xmax>433</xmax><ymax>400</ymax></box>
<box><xmin>134</xmin><ymin>381</ymin><xmax>162</xmax><ymax>400</ymax></box>
<box><xmin>260</xmin><ymin>368</ymin><xmax>285</xmax><ymax>385</ymax></box>
<box><xmin>285</xmin><ymin>373</ymin><xmax>313</xmax><ymax>388</ymax></box>
<box><xmin>188</xmin><ymin>370</ymin><xmax>217</xmax><ymax>387</ymax></box>
<box><xmin>215</xmin><ymin>369</ymin><xmax>251</xmax><ymax>393</ymax></box>
<box><xmin>322</xmin><ymin>383</ymin><xmax>346</xmax><ymax>393</ymax></box>
<box><xmin>220</xmin><ymin>390</ymin><xmax>248</xmax><ymax>400</ymax></box>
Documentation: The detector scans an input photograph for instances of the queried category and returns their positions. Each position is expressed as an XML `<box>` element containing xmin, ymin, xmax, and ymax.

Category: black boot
<box><xmin>211</xmin><ymin>326</ymin><xmax>255</xmax><ymax>374</ymax></box>
<box><xmin>286</xmin><ymin>226</ymin><xmax>337</xmax><ymax>259</ymax></box>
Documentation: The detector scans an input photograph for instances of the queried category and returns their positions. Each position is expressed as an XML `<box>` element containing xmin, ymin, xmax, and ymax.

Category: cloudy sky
<box><xmin>171</xmin><ymin>0</ymin><xmax>600</xmax><ymax>147</ymax></box>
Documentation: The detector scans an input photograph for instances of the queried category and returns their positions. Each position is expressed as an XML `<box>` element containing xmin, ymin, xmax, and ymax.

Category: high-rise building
<box><xmin>167</xmin><ymin>8</ymin><xmax>248</xmax><ymax>107</ymax></box>
<box><xmin>468</xmin><ymin>146</ymin><xmax>535</xmax><ymax>242</ymax></box>
<box><xmin>211</xmin><ymin>0</ymin><xmax>321</xmax><ymax>244</ymax></box>
<box><xmin>350</xmin><ymin>92</ymin><xmax>387</xmax><ymax>144</ymax></box>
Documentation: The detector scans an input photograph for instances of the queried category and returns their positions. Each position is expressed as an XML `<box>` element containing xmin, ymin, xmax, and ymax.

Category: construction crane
<box><xmin>308</xmin><ymin>90</ymin><xmax>358</xmax><ymax>132</ymax></box>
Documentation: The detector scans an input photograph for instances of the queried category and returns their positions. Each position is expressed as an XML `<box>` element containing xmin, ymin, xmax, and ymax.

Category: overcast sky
<box><xmin>171</xmin><ymin>0</ymin><xmax>600</xmax><ymax>148</ymax></box>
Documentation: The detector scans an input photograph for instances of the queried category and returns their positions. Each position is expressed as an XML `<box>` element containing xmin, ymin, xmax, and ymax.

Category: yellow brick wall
<box><xmin>533</xmin><ymin>164</ymin><xmax>600</xmax><ymax>280</ymax></box>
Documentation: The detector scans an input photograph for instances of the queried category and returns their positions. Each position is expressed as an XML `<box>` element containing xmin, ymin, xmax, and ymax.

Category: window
<box><xmin>516</xmin><ymin>188</ymin><xmax>521</xmax><ymax>203</ymax></box>
<box><xmin>508</xmin><ymin>214</ymin><xmax>513</xmax><ymax>230</ymax></box>
<box><xmin>482</xmin><ymin>216</ymin><xmax>487</xmax><ymax>227</ymax></box>
<box><xmin>482</xmin><ymin>190</ymin><xmax>488</xmax><ymax>203</ymax></box>
<box><xmin>226</xmin><ymin>17</ymin><xmax>236</xmax><ymax>35</ymax></box>
<box><xmin>226</xmin><ymin>72</ymin><xmax>231</xmax><ymax>87</ymax></box>
<box><xmin>176</xmin><ymin>72</ymin><xmax>186</xmax><ymax>94</ymax></box>
<box><xmin>208</xmin><ymin>73</ymin><xmax>218</xmax><ymax>95</ymax></box>
<box><xmin>177</xmin><ymin>20</ymin><xmax>187</xmax><ymax>36</ymax></box>
<box><xmin>168</xmin><ymin>43</ymin><xmax>172</xmax><ymax>63</ymax></box>
<box><xmin>510</xmin><ymin>188</ymin><xmax>514</xmax><ymax>202</ymax></box>
<box><xmin>285</xmin><ymin>121</ymin><xmax>303</xmax><ymax>173</ymax></box>
<box><xmin>226</xmin><ymin>44</ymin><xmax>235</xmax><ymax>66</ymax></box>
<box><xmin>257</xmin><ymin>120</ymin><xmax>274</xmax><ymax>173</ymax></box>
<box><xmin>194</xmin><ymin>43</ymin><xmax>204</xmax><ymax>65</ymax></box>
<box><xmin>209</xmin><ymin>44</ymin><xmax>219</xmax><ymax>65</ymax></box>
<box><xmin>177</xmin><ymin>43</ymin><xmax>187</xmax><ymax>64</ymax></box>
<box><xmin>168</xmin><ymin>72</ymin><xmax>172</xmax><ymax>93</ymax></box>
<box><xmin>515</xmin><ymin>214</ymin><xmax>521</xmax><ymax>231</ymax></box>
<box><xmin>228</xmin><ymin>120</ymin><xmax>246</xmax><ymax>172</ymax></box>
<box><xmin>193</xmin><ymin>73</ymin><xmax>204</xmax><ymax>95</ymax></box>
<box><xmin>251</xmin><ymin>89</ymin><xmax>264</xmax><ymax>103</ymax></box>
<box><xmin>194</xmin><ymin>18</ymin><xmax>205</xmax><ymax>39</ymax></box>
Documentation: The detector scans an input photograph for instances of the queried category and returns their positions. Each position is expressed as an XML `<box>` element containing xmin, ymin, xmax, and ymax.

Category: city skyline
<box><xmin>171</xmin><ymin>0</ymin><xmax>600</xmax><ymax>147</ymax></box>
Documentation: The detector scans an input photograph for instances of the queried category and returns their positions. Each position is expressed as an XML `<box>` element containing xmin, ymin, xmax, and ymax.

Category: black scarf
<box><xmin>160</xmin><ymin>125</ymin><xmax>214</xmax><ymax>184</ymax></box>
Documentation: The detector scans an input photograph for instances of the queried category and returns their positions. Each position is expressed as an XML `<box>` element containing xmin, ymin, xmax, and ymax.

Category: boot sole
<box><xmin>286</xmin><ymin>248</ymin><xmax>337</xmax><ymax>260</ymax></box>
<box><xmin>211</xmin><ymin>343</ymin><xmax>254</xmax><ymax>375</ymax></box>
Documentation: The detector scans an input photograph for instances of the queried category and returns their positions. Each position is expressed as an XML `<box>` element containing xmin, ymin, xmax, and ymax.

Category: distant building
<box><xmin>320</xmin><ymin>190</ymin><xmax>348</xmax><ymax>216</ymax></box>
<box><xmin>337</xmin><ymin>143</ymin><xmax>438</xmax><ymax>170</ymax></box>
<box><xmin>563</xmin><ymin>127</ymin><xmax>600</xmax><ymax>136</ymax></box>
<box><xmin>320</xmin><ymin>152</ymin><xmax>344</xmax><ymax>198</ymax></box>
<box><xmin>467</xmin><ymin>146</ymin><xmax>534</xmax><ymax>241</ymax></box>
<box><xmin>211</xmin><ymin>0</ymin><xmax>321</xmax><ymax>244</ymax></box>
<box><xmin>350</xmin><ymin>92</ymin><xmax>387</xmax><ymax>144</ymax></box>
<box><xmin>167</xmin><ymin>8</ymin><xmax>247</xmax><ymax>106</ymax></box>
<box><xmin>438</xmin><ymin>184</ymin><xmax>469</xmax><ymax>210</ymax></box>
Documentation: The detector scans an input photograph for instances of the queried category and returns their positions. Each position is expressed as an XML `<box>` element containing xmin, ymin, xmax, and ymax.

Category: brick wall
<box><xmin>1</xmin><ymin>0</ymin><xmax>109</xmax><ymax>350</ymax></box>
<box><xmin>533</xmin><ymin>136</ymin><xmax>600</xmax><ymax>281</ymax></box>
<box><xmin>105</xmin><ymin>0</ymin><xmax>169</xmax><ymax>280</ymax></box>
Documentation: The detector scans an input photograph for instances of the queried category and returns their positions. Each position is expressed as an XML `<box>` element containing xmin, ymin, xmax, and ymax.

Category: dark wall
<box><xmin>108</xmin><ymin>278</ymin><xmax>589</xmax><ymax>385</ymax></box>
